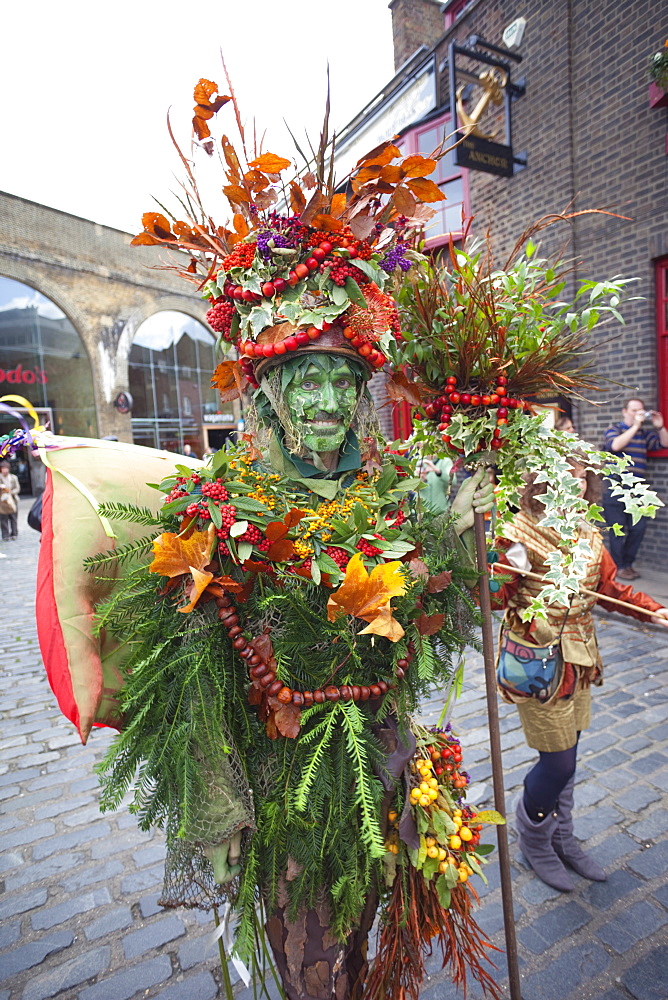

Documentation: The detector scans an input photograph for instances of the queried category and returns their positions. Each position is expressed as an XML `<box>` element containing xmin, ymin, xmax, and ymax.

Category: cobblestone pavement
<box><xmin>1</xmin><ymin>500</ymin><xmax>667</xmax><ymax>1000</ymax></box>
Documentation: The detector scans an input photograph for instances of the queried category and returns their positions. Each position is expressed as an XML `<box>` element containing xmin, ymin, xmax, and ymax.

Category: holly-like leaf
<box><xmin>149</xmin><ymin>525</ymin><xmax>215</xmax><ymax>579</ymax></box>
<box><xmin>211</xmin><ymin>360</ymin><xmax>245</xmax><ymax>402</ymax></box>
<box><xmin>249</xmin><ymin>152</ymin><xmax>292</xmax><ymax>173</ymax></box>
<box><xmin>427</xmin><ymin>570</ymin><xmax>452</xmax><ymax>593</ymax></box>
<box><xmin>415</xmin><ymin>612</ymin><xmax>445</xmax><ymax>636</ymax></box>
<box><xmin>406</xmin><ymin>177</ymin><xmax>446</xmax><ymax>202</ymax></box>
<box><xmin>327</xmin><ymin>552</ymin><xmax>407</xmax><ymax>632</ymax></box>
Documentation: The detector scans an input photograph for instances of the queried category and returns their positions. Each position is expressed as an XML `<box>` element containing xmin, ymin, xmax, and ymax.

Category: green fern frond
<box><xmin>97</xmin><ymin>501</ymin><xmax>163</xmax><ymax>525</ymax></box>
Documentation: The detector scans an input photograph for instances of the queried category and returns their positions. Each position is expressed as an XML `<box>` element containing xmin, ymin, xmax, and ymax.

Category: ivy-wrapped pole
<box><xmin>473</xmin><ymin>509</ymin><xmax>522</xmax><ymax>1000</ymax></box>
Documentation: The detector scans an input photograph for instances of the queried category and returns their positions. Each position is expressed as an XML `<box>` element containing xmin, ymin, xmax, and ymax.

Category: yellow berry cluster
<box><xmin>385</xmin><ymin>808</ymin><xmax>400</xmax><ymax>854</ymax></box>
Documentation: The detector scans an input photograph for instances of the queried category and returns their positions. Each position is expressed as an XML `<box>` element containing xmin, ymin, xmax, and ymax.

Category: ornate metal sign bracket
<box><xmin>449</xmin><ymin>35</ymin><xmax>527</xmax><ymax>178</ymax></box>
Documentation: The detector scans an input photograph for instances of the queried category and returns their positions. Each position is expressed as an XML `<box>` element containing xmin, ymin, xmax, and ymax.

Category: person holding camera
<box><xmin>0</xmin><ymin>459</ymin><xmax>20</xmax><ymax>541</ymax></box>
<box><xmin>602</xmin><ymin>397</ymin><xmax>668</xmax><ymax>579</ymax></box>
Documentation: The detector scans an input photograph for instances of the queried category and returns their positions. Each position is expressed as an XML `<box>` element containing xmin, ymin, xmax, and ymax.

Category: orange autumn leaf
<box><xmin>192</xmin><ymin>79</ymin><xmax>230</xmax><ymax>140</ymax></box>
<box><xmin>330</xmin><ymin>192</ymin><xmax>347</xmax><ymax>218</ymax></box>
<box><xmin>379</xmin><ymin>164</ymin><xmax>405</xmax><ymax>184</ymax></box>
<box><xmin>355</xmin><ymin>142</ymin><xmax>401</xmax><ymax>168</ymax></box>
<box><xmin>140</xmin><ymin>212</ymin><xmax>173</xmax><ymax>239</ymax></box>
<box><xmin>402</xmin><ymin>155</ymin><xmax>437</xmax><ymax>178</ymax></box>
<box><xmin>233</xmin><ymin>214</ymin><xmax>250</xmax><ymax>237</ymax></box>
<box><xmin>327</xmin><ymin>552</ymin><xmax>407</xmax><ymax>632</ymax></box>
<box><xmin>391</xmin><ymin>185</ymin><xmax>417</xmax><ymax>217</ymax></box>
<box><xmin>290</xmin><ymin>182</ymin><xmax>307</xmax><ymax>215</ymax></box>
<box><xmin>223</xmin><ymin>184</ymin><xmax>250</xmax><ymax>206</ymax></box>
<box><xmin>311</xmin><ymin>213</ymin><xmax>344</xmax><ymax>232</ymax></box>
<box><xmin>149</xmin><ymin>525</ymin><xmax>215</xmax><ymax>579</ymax></box>
<box><xmin>179</xmin><ymin>566</ymin><xmax>215</xmax><ymax>613</ymax></box>
<box><xmin>249</xmin><ymin>152</ymin><xmax>292</xmax><ymax>173</ymax></box>
<box><xmin>221</xmin><ymin>135</ymin><xmax>242</xmax><ymax>182</ymax></box>
<box><xmin>266</xmin><ymin>539</ymin><xmax>295</xmax><ymax>561</ymax></box>
<box><xmin>406</xmin><ymin>177</ymin><xmax>446</xmax><ymax>202</ymax></box>
<box><xmin>211</xmin><ymin>360</ymin><xmax>244</xmax><ymax>402</ymax></box>
<box><xmin>358</xmin><ymin>604</ymin><xmax>405</xmax><ymax>642</ymax></box>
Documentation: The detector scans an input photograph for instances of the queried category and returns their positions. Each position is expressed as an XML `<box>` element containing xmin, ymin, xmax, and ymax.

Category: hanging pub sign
<box><xmin>448</xmin><ymin>35</ymin><xmax>526</xmax><ymax>178</ymax></box>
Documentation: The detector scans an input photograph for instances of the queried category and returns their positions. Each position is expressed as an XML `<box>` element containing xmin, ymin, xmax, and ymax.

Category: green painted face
<box><xmin>283</xmin><ymin>359</ymin><xmax>360</xmax><ymax>453</ymax></box>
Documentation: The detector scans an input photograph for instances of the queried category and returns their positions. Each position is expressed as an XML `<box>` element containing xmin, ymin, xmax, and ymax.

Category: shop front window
<box><xmin>0</xmin><ymin>275</ymin><xmax>97</xmax><ymax>439</ymax></box>
<box><xmin>400</xmin><ymin>114</ymin><xmax>469</xmax><ymax>247</ymax></box>
<box><xmin>129</xmin><ymin>311</ymin><xmax>220</xmax><ymax>458</ymax></box>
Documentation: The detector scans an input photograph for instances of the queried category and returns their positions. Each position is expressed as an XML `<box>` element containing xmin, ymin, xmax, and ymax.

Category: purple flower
<box><xmin>380</xmin><ymin>242</ymin><xmax>411</xmax><ymax>274</ymax></box>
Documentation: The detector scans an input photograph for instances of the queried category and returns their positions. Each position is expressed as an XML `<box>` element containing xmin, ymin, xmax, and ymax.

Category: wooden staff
<box><xmin>473</xmin><ymin>512</ymin><xmax>523</xmax><ymax>1000</ymax></box>
<box><xmin>491</xmin><ymin>563</ymin><xmax>667</xmax><ymax>623</ymax></box>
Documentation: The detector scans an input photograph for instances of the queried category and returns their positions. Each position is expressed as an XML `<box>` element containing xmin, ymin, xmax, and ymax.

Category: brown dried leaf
<box><xmin>283</xmin><ymin>508</ymin><xmax>308</xmax><ymax>529</ymax></box>
<box><xmin>349</xmin><ymin>212</ymin><xmax>377</xmax><ymax>241</ymax></box>
<box><xmin>241</xmin><ymin>432</ymin><xmax>263</xmax><ymax>461</ymax></box>
<box><xmin>255</xmin><ymin>189</ymin><xmax>278</xmax><ymax>211</ymax></box>
<box><xmin>302</xmin><ymin>171</ymin><xmax>317</xmax><ymax>190</ymax></box>
<box><xmin>140</xmin><ymin>212</ymin><xmax>173</xmax><ymax>239</ymax></box>
<box><xmin>264</xmin><ymin>521</ymin><xmax>289</xmax><ymax>542</ymax></box>
<box><xmin>257</xmin><ymin>321</ymin><xmax>297</xmax><ymax>345</ymax></box>
<box><xmin>266</xmin><ymin>539</ymin><xmax>295</xmax><ymax>561</ymax></box>
<box><xmin>244</xmin><ymin>169</ymin><xmax>270</xmax><ymax>193</ymax></box>
<box><xmin>416</xmin><ymin>612</ymin><xmax>445</xmax><ymax>636</ymax></box>
<box><xmin>408</xmin><ymin>558</ymin><xmax>429</xmax><ymax>580</ymax></box>
<box><xmin>358</xmin><ymin>604</ymin><xmax>405</xmax><ymax>642</ymax></box>
<box><xmin>300</xmin><ymin>190</ymin><xmax>327</xmax><ymax>227</ymax></box>
<box><xmin>385</xmin><ymin>371</ymin><xmax>425</xmax><ymax>407</ymax></box>
<box><xmin>130</xmin><ymin>232</ymin><xmax>162</xmax><ymax>246</ymax></box>
<box><xmin>274</xmin><ymin>703</ymin><xmax>302</xmax><ymax>739</ymax></box>
<box><xmin>289</xmin><ymin>182</ymin><xmax>307</xmax><ymax>215</ymax></box>
<box><xmin>391</xmin><ymin>185</ymin><xmax>417</xmax><ymax>217</ymax></box>
<box><xmin>427</xmin><ymin>570</ymin><xmax>453</xmax><ymax>593</ymax></box>
<box><xmin>221</xmin><ymin>135</ymin><xmax>242</xmax><ymax>182</ymax></box>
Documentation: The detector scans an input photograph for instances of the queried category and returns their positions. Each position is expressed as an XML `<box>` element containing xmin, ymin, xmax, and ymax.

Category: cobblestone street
<box><xmin>1</xmin><ymin>499</ymin><xmax>667</xmax><ymax>1000</ymax></box>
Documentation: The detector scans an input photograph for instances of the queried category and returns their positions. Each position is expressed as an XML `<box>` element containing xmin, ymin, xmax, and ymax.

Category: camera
<box><xmin>643</xmin><ymin>410</ymin><xmax>653</xmax><ymax>420</ymax></box>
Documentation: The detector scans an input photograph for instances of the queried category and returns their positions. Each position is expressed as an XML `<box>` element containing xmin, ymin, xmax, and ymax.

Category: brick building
<box><xmin>0</xmin><ymin>192</ymin><xmax>240</xmax><ymax>492</ymax></box>
<box><xmin>335</xmin><ymin>0</ymin><xmax>668</xmax><ymax>568</ymax></box>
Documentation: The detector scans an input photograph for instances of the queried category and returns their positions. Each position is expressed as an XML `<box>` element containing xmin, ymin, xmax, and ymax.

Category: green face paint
<box><xmin>283</xmin><ymin>359</ymin><xmax>360</xmax><ymax>453</ymax></box>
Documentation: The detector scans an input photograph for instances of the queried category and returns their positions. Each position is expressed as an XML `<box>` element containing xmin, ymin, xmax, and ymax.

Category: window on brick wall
<box><xmin>400</xmin><ymin>113</ymin><xmax>469</xmax><ymax>248</ymax></box>
<box><xmin>655</xmin><ymin>256</ymin><xmax>668</xmax><ymax>455</ymax></box>
<box><xmin>444</xmin><ymin>0</ymin><xmax>477</xmax><ymax>29</ymax></box>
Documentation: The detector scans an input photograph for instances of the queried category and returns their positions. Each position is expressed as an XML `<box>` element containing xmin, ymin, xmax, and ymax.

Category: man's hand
<box><xmin>650</xmin><ymin>608</ymin><xmax>668</xmax><ymax>627</ymax></box>
<box><xmin>451</xmin><ymin>467</ymin><xmax>495</xmax><ymax>535</ymax></box>
<box><xmin>650</xmin><ymin>410</ymin><xmax>665</xmax><ymax>429</ymax></box>
<box><xmin>203</xmin><ymin>830</ymin><xmax>243</xmax><ymax>884</ymax></box>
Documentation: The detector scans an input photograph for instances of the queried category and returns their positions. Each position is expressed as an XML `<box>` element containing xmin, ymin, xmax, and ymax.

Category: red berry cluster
<box><xmin>186</xmin><ymin>501</ymin><xmax>212</xmax><ymax>520</ymax></box>
<box><xmin>257</xmin><ymin>537</ymin><xmax>272</xmax><ymax>552</ymax></box>
<box><xmin>201</xmin><ymin>480</ymin><xmax>229</xmax><ymax>502</ymax></box>
<box><xmin>164</xmin><ymin>487</ymin><xmax>188</xmax><ymax>504</ymax></box>
<box><xmin>385</xmin><ymin>508</ymin><xmax>406</xmax><ymax>528</ymax></box>
<box><xmin>205</xmin><ymin>301</ymin><xmax>236</xmax><ymax>339</ymax></box>
<box><xmin>216</xmin><ymin>591</ymin><xmax>417</xmax><ymax>710</ymax></box>
<box><xmin>221</xmin><ymin>243</ymin><xmax>257</xmax><ymax>271</ymax></box>
<box><xmin>326</xmin><ymin>261</ymin><xmax>370</xmax><ymax>287</ymax></box>
<box><xmin>421</xmin><ymin>374</ymin><xmax>529</xmax><ymax>453</ymax></box>
<box><xmin>324</xmin><ymin>545</ymin><xmax>350</xmax><ymax>570</ymax></box>
<box><xmin>214</xmin><ymin>504</ymin><xmax>238</xmax><ymax>539</ymax></box>
<box><xmin>428</xmin><ymin>736</ymin><xmax>471</xmax><ymax>793</ymax></box>
<box><xmin>238</xmin><ymin>524</ymin><xmax>264</xmax><ymax>544</ymax></box>
<box><xmin>341</xmin><ymin>326</ymin><xmax>386</xmax><ymax>369</ymax></box>
<box><xmin>356</xmin><ymin>538</ymin><xmax>384</xmax><ymax>557</ymax></box>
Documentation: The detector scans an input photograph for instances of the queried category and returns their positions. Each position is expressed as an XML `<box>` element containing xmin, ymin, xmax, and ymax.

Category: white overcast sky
<box><xmin>1</xmin><ymin>0</ymin><xmax>395</xmax><ymax>235</ymax></box>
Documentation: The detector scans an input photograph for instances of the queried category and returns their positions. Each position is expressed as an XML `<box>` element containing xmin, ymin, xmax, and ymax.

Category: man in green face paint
<box><xmin>285</xmin><ymin>359</ymin><xmax>358</xmax><ymax>459</ymax></box>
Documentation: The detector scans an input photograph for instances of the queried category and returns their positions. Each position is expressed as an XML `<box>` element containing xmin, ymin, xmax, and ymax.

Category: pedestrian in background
<box><xmin>493</xmin><ymin>460</ymin><xmax>668</xmax><ymax>892</ymax></box>
<box><xmin>0</xmin><ymin>459</ymin><xmax>20</xmax><ymax>540</ymax></box>
<box><xmin>602</xmin><ymin>398</ymin><xmax>668</xmax><ymax>580</ymax></box>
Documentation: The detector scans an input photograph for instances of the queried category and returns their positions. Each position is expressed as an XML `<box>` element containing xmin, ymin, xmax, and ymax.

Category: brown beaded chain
<box><xmin>215</xmin><ymin>595</ymin><xmax>413</xmax><ymax>707</ymax></box>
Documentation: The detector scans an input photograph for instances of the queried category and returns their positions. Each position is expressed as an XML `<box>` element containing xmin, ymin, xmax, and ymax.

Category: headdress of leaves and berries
<box><xmin>131</xmin><ymin>67</ymin><xmax>450</xmax><ymax>394</ymax></box>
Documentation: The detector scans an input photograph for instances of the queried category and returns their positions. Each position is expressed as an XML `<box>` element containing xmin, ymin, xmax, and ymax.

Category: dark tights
<box><xmin>523</xmin><ymin>735</ymin><xmax>580</xmax><ymax>821</ymax></box>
